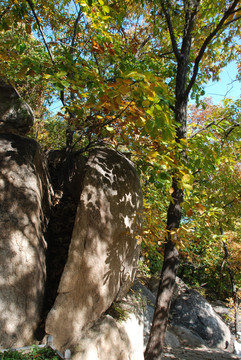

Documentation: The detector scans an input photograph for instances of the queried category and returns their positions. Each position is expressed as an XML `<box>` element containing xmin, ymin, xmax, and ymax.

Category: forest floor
<box><xmin>162</xmin><ymin>346</ymin><xmax>240</xmax><ymax>360</ymax></box>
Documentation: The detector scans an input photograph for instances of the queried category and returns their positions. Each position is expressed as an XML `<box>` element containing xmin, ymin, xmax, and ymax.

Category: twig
<box><xmin>70</xmin><ymin>7</ymin><xmax>82</xmax><ymax>54</ymax></box>
<box><xmin>26</xmin><ymin>0</ymin><xmax>55</xmax><ymax>65</ymax></box>
<box><xmin>101</xmin><ymin>100</ymin><xmax>133</xmax><ymax>128</ymax></box>
<box><xmin>186</xmin><ymin>0</ymin><xmax>240</xmax><ymax>97</ymax></box>
<box><xmin>190</xmin><ymin>117</ymin><xmax>227</xmax><ymax>138</ymax></box>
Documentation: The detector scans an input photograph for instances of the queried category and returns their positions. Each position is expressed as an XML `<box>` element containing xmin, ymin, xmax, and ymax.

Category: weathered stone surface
<box><xmin>46</xmin><ymin>147</ymin><xmax>142</xmax><ymax>350</ymax></box>
<box><xmin>71</xmin><ymin>284</ymin><xmax>145</xmax><ymax>360</ymax></box>
<box><xmin>72</xmin><ymin>315</ymin><xmax>130</xmax><ymax>360</ymax></box>
<box><xmin>72</xmin><ymin>313</ymin><xmax>144</xmax><ymax>360</ymax></box>
<box><xmin>171</xmin><ymin>325</ymin><xmax>207</xmax><ymax>349</ymax></box>
<box><xmin>0</xmin><ymin>80</ymin><xmax>34</xmax><ymax>135</ymax></box>
<box><xmin>132</xmin><ymin>280</ymin><xmax>156</xmax><ymax>348</ymax></box>
<box><xmin>0</xmin><ymin>133</ymin><xmax>52</xmax><ymax>348</ymax></box>
<box><xmin>165</xmin><ymin>328</ymin><xmax>180</xmax><ymax>349</ymax></box>
<box><xmin>170</xmin><ymin>289</ymin><xmax>231</xmax><ymax>349</ymax></box>
<box><xmin>41</xmin><ymin>150</ymin><xmax>87</xmax><ymax>322</ymax></box>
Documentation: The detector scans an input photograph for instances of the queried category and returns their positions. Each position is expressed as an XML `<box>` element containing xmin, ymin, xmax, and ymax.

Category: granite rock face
<box><xmin>0</xmin><ymin>80</ymin><xmax>34</xmax><ymax>135</ymax></box>
<box><xmin>170</xmin><ymin>289</ymin><xmax>231</xmax><ymax>349</ymax></box>
<box><xmin>0</xmin><ymin>134</ymin><xmax>52</xmax><ymax>348</ymax></box>
<box><xmin>45</xmin><ymin>147</ymin><xmax>143</xmax><ymax>350</ymax></box>
<box><xmin>72</xmin><ymin>313</ymin><xmax>144</xmax><ymax>360</ymax></box>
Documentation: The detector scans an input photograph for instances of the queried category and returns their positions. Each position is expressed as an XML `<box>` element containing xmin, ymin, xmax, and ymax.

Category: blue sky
<box><xmin>202</xmin><ymin>61</ymin><xmax>240</xmax><ymax>104</ymax></box>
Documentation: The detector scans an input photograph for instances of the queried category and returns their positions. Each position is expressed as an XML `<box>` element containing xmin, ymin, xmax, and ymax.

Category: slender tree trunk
<box><xmin>144</xmin><ymin>169</ymin><xmax>184</xmax><ymax>359</ymax></box>
<box><xmin>145</xmin><ymin>97</ymin><xmax>187</xmax><ymax>360</ymax></box>
<box><xmin>221</xmin><ymin>236</ymin><xmax>239</xmax><ymax>335</ymax></box>
<box><xmin>144</xmin><ymin>63</ymin><xmax>189</xmax><ymax>359</ymax></box>
<box><xmin>144</xmin><ymin>239</ymin><xmax>179</xmax><ymax>359</ymax></box>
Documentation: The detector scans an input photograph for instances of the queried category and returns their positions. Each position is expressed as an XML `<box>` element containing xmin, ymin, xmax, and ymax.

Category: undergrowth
<box><xmin>0</xmin><ymin>346</ymin><xmax>60</xmax><ymax>360</ymax></box>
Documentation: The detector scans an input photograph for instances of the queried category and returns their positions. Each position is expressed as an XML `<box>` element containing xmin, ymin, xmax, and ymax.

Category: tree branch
<box><xmin>135</xmin><ymin>35</ymin><xmax>152</xmax><ymax>59</ymax></box>
<box><xmin>100</xmin><ymin>100</ymin><xmax>133</xmax><ymax>128</ymax></box>
<box><xmin>189</xmin><ymin>115</ymin><xmax>237</xmax><ymax>139</ymax></box>
<box><xmin>94</xmin><ymin>53</ymin><xmax>102</xmax><ymax>77</ymax></box>
<box><xmin>160</xmin><ymin>0</ymin><xmax>180</xmax><ymax>61</ymax></box>
<box><xmin>225</xmin><ymin>122</ymin><xmax>240</xmax><ymax>137</ymax></box>
<box><xmin>185</xmin><ymin>0</ymin><xmax>240</xmax><ymax>98</ymax></box>
<box><xmin>26</xmin><ymin>0</ymin><xmax>55</xmax><ymax>65</ymax></box>
<box><xmin>224</xmin><ymin>14</ymin><xmax>241</xmax><ymax>26</ymax></box>
<box><xmin>181</xmin><ymin>0</ymin><xmax>200</xmax><ymax>55</ymax></box>
<box><xmin>70</xmin><ymin>7</ymin><xmax>82</xmax><ymax>54</ymax></box>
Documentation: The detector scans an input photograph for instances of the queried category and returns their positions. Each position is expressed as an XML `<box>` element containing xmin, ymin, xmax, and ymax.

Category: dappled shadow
<box><xmin>0</xmin><ymin>140</ymin><xmax>143</xmax><ymax>351</ymax></box>
<box><xmin>45</xmin><ymin>146</ymin><xmax>143</xmax><ymax>351</ymax></box>
<box><xmin>170</xmin><ymin>289</ymin><xmax>229</xmax><ymax>348</ymax></box>
<box><xmin>0</xmin><ymin>133</ymin><xmax>51</xmax><ymax>348</ymax></box>
<box><xmin>162</xmin><ymin>346</ymin><xmax>240</xmax><ymax>359</ymax></box>
<box><xmin>37</xmin><ymin>150</ymin><xmax>87</xmax><ymax>338</ymax></box>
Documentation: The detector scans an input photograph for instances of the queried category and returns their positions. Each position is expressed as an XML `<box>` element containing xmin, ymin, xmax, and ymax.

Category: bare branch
<box><xmin>190</xmin><ymin>117</ymin><xmax>229</xmax><ymax>138</ymax></box>
<box><xmin>135</xmin><ymin>35</ymin><xmax>152</xmax><ymax>59</ymax></box>
<box><xmin>70</xmin><ymin>7</ymin><xmax>82</xmax><ymax>54</ymax></box>
<box><xmin>160</xmin><ymin>0</ymin><xmax>180</xmax><ymax>60</ymax></box>
<box><xmin>224</xmin><ymin>14</ymin><xmax>241</xmax><ymax>26</ymax></box>
<box><xmin>186</xmin><ymin>0</ymin><xmax>240</xmax><ymax>97</ymax></box>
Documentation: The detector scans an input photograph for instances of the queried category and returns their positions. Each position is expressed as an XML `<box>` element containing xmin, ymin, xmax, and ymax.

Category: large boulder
<box><xmin>0</xmin><ymin>80</ymin><xmax>34</xmax><ymax>135</ymax></box>
<box><xmin>71</xmin><ymin>281</ymin><xmax>145</xmax><ymax>360</ymax></box>
<box><xmin>72</xmin><ymin>312</ymin><xmax>144</xmax><ymax>360</ymax></box>
<box><xmin>170</xmin><ymin>288</ymin><xmax>231</xmax><ymax>349</ymax></box>
<box><xmin>45</xmin><ymin>147</ymin><xmax>143</xmax><ymax>350</ymax></box>
<box><xmin>0</xmin><ymin>134</ymin><xmax>52</xmax><ymax>348</ymax></box>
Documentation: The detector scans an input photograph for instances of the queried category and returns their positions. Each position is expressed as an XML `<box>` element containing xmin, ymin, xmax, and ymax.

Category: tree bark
<box><xmin>144</xmin><ymin>18</ymin><xmax>190</xmax><ymax>359</ymax></box>
<box><xmin>144</xmin><ymin>1</ymin><xmax>240</xmax><ymax>358</ymax></box>
<box><xmin>221</xmin><ymin>237</ymin><xmax>239</xmax><ymax>335</ymax></box>
<box><xmin>144</xmin><ymin>240</ymin><xmax>179</xmax><ymax>359</ymax></box>
<box><xmin>144</xmin><ymin>174</ymin><xmax>183</xmax><ymax>359</ymax></box>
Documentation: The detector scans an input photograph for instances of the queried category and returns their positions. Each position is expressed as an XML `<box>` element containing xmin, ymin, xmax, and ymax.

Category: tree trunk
<box><xmin>144</xmin><ymin>66</ymin><xmax>188</xmax><ymax>360</ymax></box>
<box><xmin>144</xmin><ymin>56</ymin><xmax>188</xmax><ymax>358</ymax></box>
<box><xmin>221</xmin><ymin>237</ymin><xmax>239</xmax><ymax>335</ymax></box>
<box><xmin>144</xmin><ymin>239</ymin><xmax>179</xmax><ymax>359</ymax></box>
<box><xmin>144</xmin><ymin>3</ymin><xmax>192</xmax><ymax>355</ymax></box>
<box><xmin>144</xmin><ymin>175</ymin><xmax>183</xmax><ymax>359</ymax></box>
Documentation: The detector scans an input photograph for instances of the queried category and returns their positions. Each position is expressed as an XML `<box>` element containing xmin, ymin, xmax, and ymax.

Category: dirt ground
<box><xmin>162</xmin><ymin>347</ymin><xmax>241</xmax><ymax>360</ymax></box>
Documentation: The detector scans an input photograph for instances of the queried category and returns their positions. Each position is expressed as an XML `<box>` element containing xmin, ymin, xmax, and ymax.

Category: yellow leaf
<box><xmin>148</xmin><ymin>151</ymin><xmax>159</xmax><ymax>158</ymax></box>
<box><xmin>182</xmin><ymin>173</ymin><xmax>194</xmax><ymax>184</ymax></box>
<box><xmin>43</xmin><ymin>74</ymin><xmax>52</xmax><ymax>79</ymax></box>
<box><xmin>142</xmin><ymin>100</ymin><xmax>150</xmax><ymax>107</ymax></box>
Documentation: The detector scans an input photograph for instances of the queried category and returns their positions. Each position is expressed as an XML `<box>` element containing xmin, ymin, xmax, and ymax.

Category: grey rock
<box><xmin>171</xmin><ymin>325</ymin><xmax>207</xmax><ymax>348</ymax></box>
<box><xmin>132</xmin><ymin>280</ymin><xmax>155</xmax><ymax>347</ymax></box>
<box><xmin>45</xmin><ymin>147</ymin><xmax>143</xmax><ymax>350</ymax></box>
<box><xmin>165</xmin><ymin>328</ymin><xmax>181</xmax><ymax>349</ymax></box>
<box><xmin>0</xmin><ymin>80</ymin><xmax>34</xmax><ymax>135</ymax></box>
<box><xmin>170</xmin><ymin>289</ymin><xmax>231</xmax><ymax>349</ymax></box>
<box><xmin>0</xmin><ymin>134</ymin><xmax>52</xmax><ymax>348</ymax></box>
